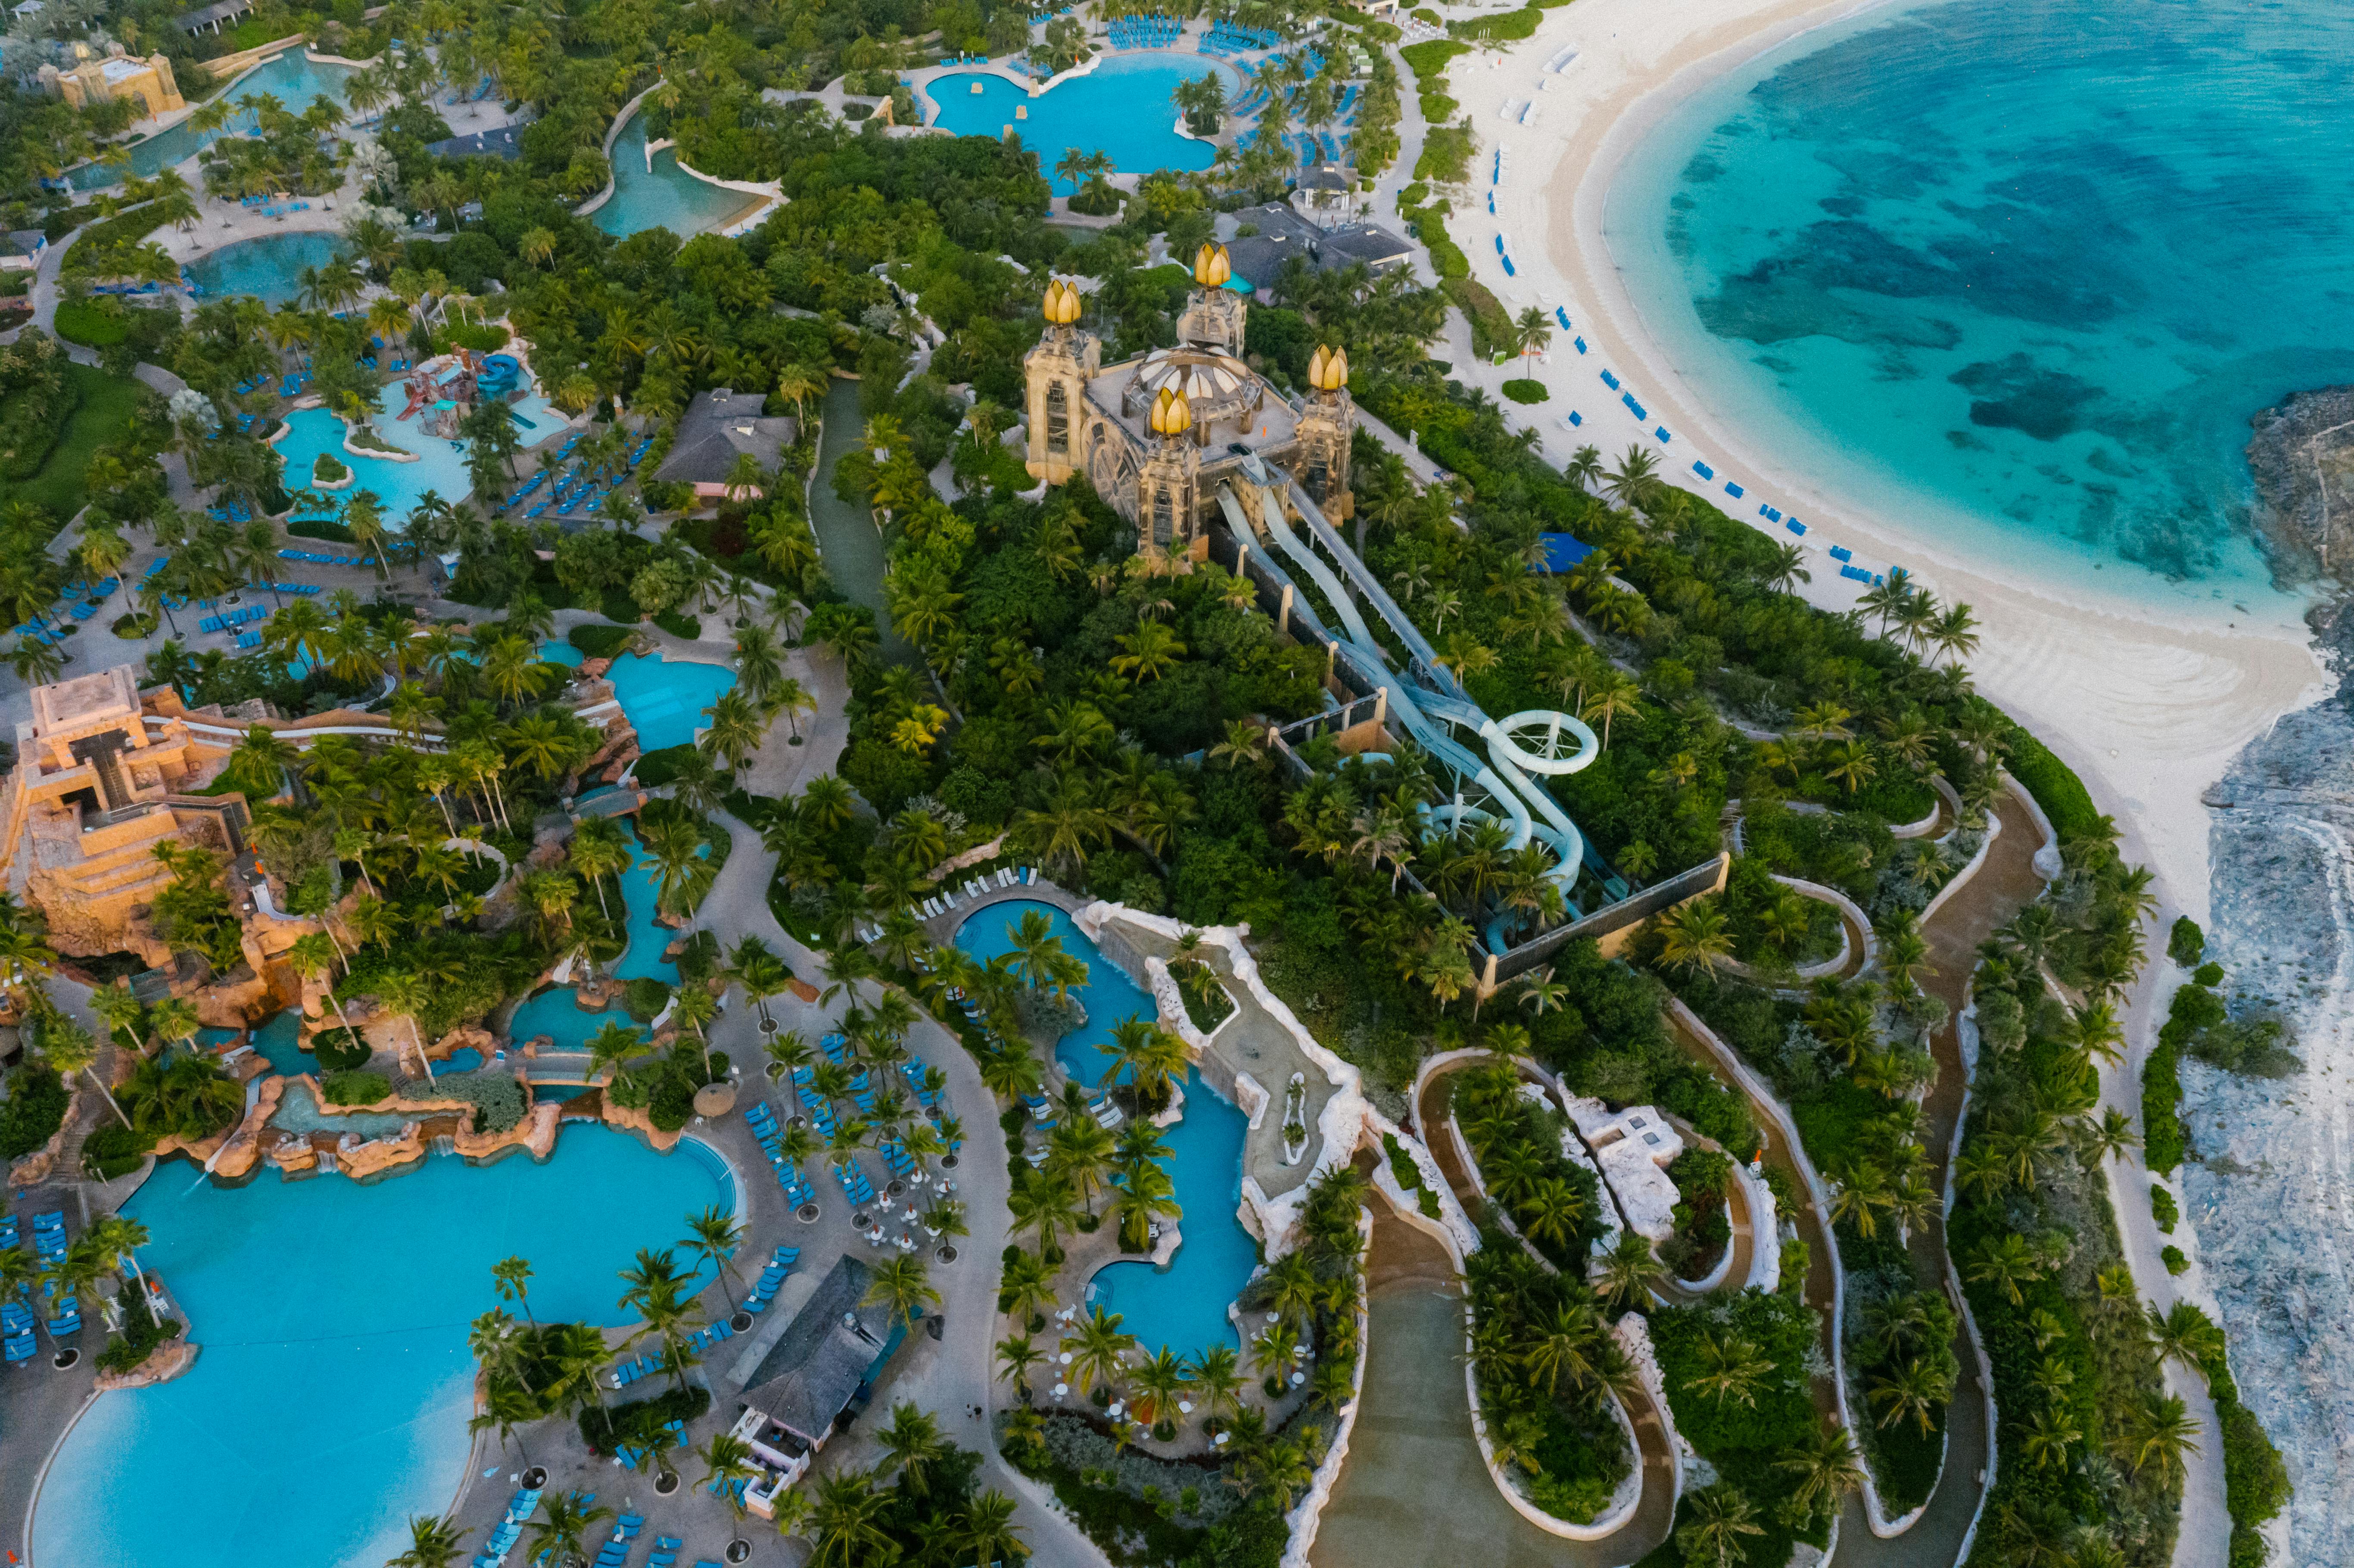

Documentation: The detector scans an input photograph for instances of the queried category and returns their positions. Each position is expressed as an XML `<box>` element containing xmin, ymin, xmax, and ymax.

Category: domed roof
<box><xmin>1133</xmin><ymin>346</ymin><xmax>1250</xmax><ymax>405</ymax></box>
<box><xmin>1149</xmin><ymin>386</ymin><xmax>1193</xmax><ymax>437</ymax></box>
<box><xmin>1193</xmin><ymin>243</ymin><xmax>1232</xmax><ymax>288</ymax></box>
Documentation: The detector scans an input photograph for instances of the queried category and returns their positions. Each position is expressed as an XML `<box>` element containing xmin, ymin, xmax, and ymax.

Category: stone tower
<box><xmin>1293</xmin><ymin>343</ymin><xmax>1356</xmax><ymax>520</ymax></box>
<box><xmin>1173</xmin><ymin>243</ymin><xmax>1247</xmax><ymax>356</ymax></box>
<box><xmin>1023</xmin><ymin>278</ymin><xmax>1099</xmax><ymax>485</ymax></box>
<box><xmin>1136</xmin><ymin>386</ymin><xmax>1204</xmax><ymax>566</ymax></box>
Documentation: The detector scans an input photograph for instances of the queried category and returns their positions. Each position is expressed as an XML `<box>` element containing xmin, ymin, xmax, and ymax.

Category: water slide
<box><xmin>1227</xmin><ymin>474</ymin><xmax>1602</xmax><ymax>941</ymax></box>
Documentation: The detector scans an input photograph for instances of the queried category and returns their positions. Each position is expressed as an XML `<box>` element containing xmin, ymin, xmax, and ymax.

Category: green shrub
<box><xmin>630</xmin><ymin>743</ymin><xmax>697</xmax><ymax>787</ymax></box>
<box><xmin>321</xmin><ymin>1070</ymin><xmax>391</xmax><ymax>1106</ymax></box>
<box><xmin>624</xmin><ymin>977</ymin><xmax>673</xmax><ymax>1023</ymax></box>
<box><xmin>2002</xmin><ymin>725</ymin><xmax>2102</xmax><ymax>840</ymax></box>
<box><xmin>652</xmin><ymin>607</ymin><xmax>701</xmax><ymax>640</ymax></box>
<box><xmin>53</xmin><ymin>299</ymin><xmax>127</xmax><ymax>347</ymax></box>
<box><xmin>570</xmin><ymin>622</ymin><xmax>636</xmax><ymax>660</ymax></box>
<box><xmin>81</xmin><ymin>1122</ymin><xmax>157</xmax><ymax>1181</ymax></box>
<box><xmin>2149</xmin><ymin>1182</ymin><xmax>2178</xmax><ymax>1233</ymax></box>
<box><xmin>93</xmin><ymin>1285</ymin><xmax>181</xmax><ymax>1374</ymax></box>
<box><xmin>312</xmin><ymin>452</ymin><xmax>348</xmax><ymax>484</ymax></box>
<box><xmin>579</xmin><ymin>1383</ymin><xmax>711</xmax><ymax>1454</ymax></box>
<box><xmin>308</xmin><ymin>1026</ymin><xmax>373</xmax><ymax>1071</ymax></box>
<box><xmin>2167</xmin><ymin>915</ymin><xmax>2205</xmax><ymax>967</ymax></box>
<box><xmin>110</xmin><ymin>611</ymin><xmax>157</xmax><ymax>639</ymax></box>
<box><xmin>2162</xmin><ymin>1244</ymin><xmax>2189</xmax><ymax>1276</ymax></box>
<box><xmin>2142</xmin><ymin>1034</ymin><xmax>2184</xmax><ymax>1173</ymax></box>
<box><xmin>1501</xmin><ymin>378</ymin><xmax>1549</xmax><ymax>404</ymax></box>
<box><xmin>2194</xmin><ymin>961</ymin><xmax>2225</xmax><ymax>987</ymax></box>
<box><xmin>0</xmin><ymin>1065</ymin><xmax>69</xmax><ymax>1159</ymax></box>
<box><xmin>288</xmin><ymin>518</ymin><xmax>356</xmax><ymax>543</ymax></box>
<box><xmin>401</xmin><ymin>1068</ymin><xmax>527</xmax><ymax>1133</ymax></box>
<box><xmin>599</xmin><ymin>586</ymin><xmax>641</xmax><ymax>623</ymax></box>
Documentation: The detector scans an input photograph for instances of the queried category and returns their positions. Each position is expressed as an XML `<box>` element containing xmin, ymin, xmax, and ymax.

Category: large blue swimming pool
<box><xmin>274</xmin><ymin>379</ymin><xmax>557</xmax><ymax>523</ymax></box>
<box><xmin>183</xmin><ymin>231</ymin><xmax>344</xmax><ymax>307</ymax></box>
<box><xmin>31</xmin><ymin>1126</ymin><xmax>727</xmax><ymax>1568</ymax></box>
<box><xmin>955</xmin><ymin>899</ymin><xmax>1255</xmax><ymax>1358</ymax></box>
<box><xmin>70</xmin><ymin>53</ymin><xmax>355</xmax><ymax>190</ymax></box>
<box><xmin>926</xmin><ymin>54</ymin><xmax>1241</xmax><ymax>194</ymax></box>
<box><xmin>604</xmin><ymin>651</ymin><xmax>737</xmax><ymax>753</ymax></box>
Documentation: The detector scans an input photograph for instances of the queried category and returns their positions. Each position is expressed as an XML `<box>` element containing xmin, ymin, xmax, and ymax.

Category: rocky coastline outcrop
<box><xmin>2246</xmin><ymin>384</ymin><xmax>2354</xmax><ymax>584</ymax></box>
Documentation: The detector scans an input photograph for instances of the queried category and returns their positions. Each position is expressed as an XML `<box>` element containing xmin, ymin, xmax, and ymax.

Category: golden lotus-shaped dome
<box><xmin>1192</xmin><ymin>242</ymin><xmax>1232</xmax><ymax>288</ymax></box>
<box><xmin>1308</xmin><ymin>343</ymin><xmax>1349</xmax><ymax>393</ymax></box>
<box><xmin>1149</xmin><ymin>385</ymin><xmax>1194</xmax><ymax>437</ymax></box>
<box><xmin>1042</xmin><ymin>278</ymin><xmax>1083</xmax><ymax>325</ymax></box>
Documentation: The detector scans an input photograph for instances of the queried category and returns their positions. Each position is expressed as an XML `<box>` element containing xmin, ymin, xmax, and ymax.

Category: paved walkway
<box><xmin>1311</xmin><ymin>1208</ymin><xmax>1673</xmax><ymax>1568</ymax></box>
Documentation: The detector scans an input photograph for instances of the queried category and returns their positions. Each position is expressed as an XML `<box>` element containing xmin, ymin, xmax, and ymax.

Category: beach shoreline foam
<box><xmin>1429</xmin><ymin>0</ymin><xmax>2330</xmax><ymax>919</ymax></box>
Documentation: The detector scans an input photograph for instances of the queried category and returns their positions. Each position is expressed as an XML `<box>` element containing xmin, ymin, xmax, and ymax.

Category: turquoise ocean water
<box><xmin>1607</xmin><ymin>0</ymin><xmax>2354</xmax><ymax>613</ymax></box>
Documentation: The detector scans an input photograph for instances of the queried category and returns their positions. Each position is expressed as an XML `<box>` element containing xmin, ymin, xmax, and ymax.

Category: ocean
<box><xmin>1609</xmin><ymin>0</ymin><xmax>2354</xmax><ymax>1552</ymax></box>
<box><xmin>1605</xmin><ymin>0</ymin><xmax>2354</xmax><ymax>620</ymax></box>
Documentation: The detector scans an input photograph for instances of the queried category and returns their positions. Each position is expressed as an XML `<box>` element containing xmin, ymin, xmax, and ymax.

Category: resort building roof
<box><xmin>427</xmin><ymin>127</ymin><xmax>523</xmax><ymax>161</ymax></box>
<box><xmin>653</xmin><ymin>388</ymin><xmax>799</xmax><ymax>498</ymax></box>
<box><xmin>738</xmin><ymin>1255</ymin><xmax>900</xmax><ymax>1447</ymax></box>
<box><xmin>1218</xmin><ymin>203</ymin><xmax>1416</xmax><ymax>299</ymax></box>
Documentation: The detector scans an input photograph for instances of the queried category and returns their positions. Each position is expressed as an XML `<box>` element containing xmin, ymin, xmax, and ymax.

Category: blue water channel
<box><xmin>603</xmin><ymin>652</ymin><xmax>737</xmax><ymax>752</ymax></box>
<box><xmin>70</xmin><ymin>52</ymin><xmax>356</xmax><ymax>190</ymax></box>
<box><xmin>29</xmin><ymin>1126</ymin><xmax>728</xmax><ymax>1568</ymax></box>
<box><xmin>182</xmin><ymin>230</ymin><xmax>343</xmax><ymax>306</ymax></box>
<box><xmin>955</xmin><ymin>899</ymin><xmax>1255</xmax><ymax>1359</ymax></box>
<box><xmin>592</xmin><ymin>112</ymin><xmax>759</xmax><ymax>239</ymax></box>
<box><xmin>926</xmin><ymin>54</ymin><xmax>1241</xmax><ymax>193</ymax></box>
<box><xmin>506</xmin><ymin>838</ymin><xmax>682</xmax><ymax>1054</ymax></box>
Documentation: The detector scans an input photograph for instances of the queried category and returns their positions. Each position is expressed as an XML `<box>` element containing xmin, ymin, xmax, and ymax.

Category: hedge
<box><xmin>400</xmin><ymin>1068</ymin><xmax>527</xmax><ymax>1133</ymax></box>
<box><xmin>2180</xmin><ymin>1312</ymin><xmax>2292</xmax><ymax>1568</ymax></box>
<box><xmin>2003</xmin><ymin>725</ymin><xmax>2102</xmax><ymax>840</ymax></box>
<box><xmin>1501</xmin><ymin>377</ymin><xmax>1549</xmax><ymax>404</ymax></box>
<box><xmin>289</xmin><ymin>518</ymin><xmax>357</xmax><ymax>544</ymax></box>
<box><xmin>0</xmin><ymin>1065</ymin><xmax>69</xmax><ymax>1159</ymax></box>
<box><xmin>631</xmin><ymin>742</ymin><xmax>697</xmax><ymax>787</ymax></box>
<box><xmin>570</xmin><ymin>622</ymin><xmax>636</xmax><ymax>659</ymax></box>
<box><xmin>652</xmin><ymin>607</ymin><xmax>701</xmax><ymax>640</ymax></box>
<box><xmin>53</xmin><ymin>299</ymin><xmax>128</xmax><ymax>348</ymax></box>
<box><xmin>321</xmin><ymin>1070</ymin><xmax>392</xmax><ymax>1106</ymax></box>
<box><xmin>2141</xmin><ymin>1033</ymin><xmax>2183</xmax><ymax>1173</ymax></box>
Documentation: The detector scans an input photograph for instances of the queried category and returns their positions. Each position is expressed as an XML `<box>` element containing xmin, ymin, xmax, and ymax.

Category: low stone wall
<box><xmin>95</xmin><ymin>1337</ymin><xmax>198</xmax><ymax>1390</ymax></box>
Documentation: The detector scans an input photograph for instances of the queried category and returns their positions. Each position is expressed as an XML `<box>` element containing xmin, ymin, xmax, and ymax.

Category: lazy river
<box><xmin>30</xmin><ymin>1126</ymin><xmax>726</xmax><ymax>1568</ymax></box>
<box><xmin>955</xmin><ymin>899</ymin><xmax>1256</xmax><ymax>1359</ymax></box>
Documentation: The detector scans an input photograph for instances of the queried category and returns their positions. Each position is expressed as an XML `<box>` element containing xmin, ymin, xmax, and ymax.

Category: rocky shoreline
<box><xmin>2193</xmin><ymin>408</ymin><xmax>2354</xmax><ymax>1560</ymax></box>
<box><xmin>2245</xmin><ymin>383</ymin><xmax>2354</xmax><ymax>584</ymax></box>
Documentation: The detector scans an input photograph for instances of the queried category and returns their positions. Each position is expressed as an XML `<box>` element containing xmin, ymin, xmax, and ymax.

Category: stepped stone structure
<box><xmin>1023</xmin><ymin>243</ymin><xmax>1357</xmax><ymax>566</ymax></box>
<box><xmin>37</xmin><ymin>46</ymin><xmax>185</xmax><ymax>118</ymax></box>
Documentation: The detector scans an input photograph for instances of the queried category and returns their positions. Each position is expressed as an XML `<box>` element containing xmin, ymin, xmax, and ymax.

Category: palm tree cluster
<box><xmin>998</xmin><ymin>1167</ymin><xmax>1365</xmax><ymax>1519</ymax></box>
<box><xmin>1856</xmin><ymin>567</ymin><xmax>1981</xmax><ymax>669</ymax></box>
<box><xmin>1948</xmin><ymin>944</ymin><xmax>2192</xmax><ymax>1556</ymax></box>
<box><xmin>1451</xmin><ymin>1058</ymin><xmax>1603</xmax><ymax>1267</ymax></box>
<box><xmin>0</xmin><ymin>1211</ymin><xmax>154</xmax><ymax>1363</ymax></box>
<box><xmin>774</xmin><ymin>1418</ymin><xmax>1026</xmax><ymax>1568</ymax></box>
<box><xmin>1461</xmin><ymin>1240</ymin><xmax>1636</xmax><ymax>1525</ymax></box>
<box><xmin>193</xmin><ymin>87</ymin><xmax>349</xmax><ymax>199</ymax></box>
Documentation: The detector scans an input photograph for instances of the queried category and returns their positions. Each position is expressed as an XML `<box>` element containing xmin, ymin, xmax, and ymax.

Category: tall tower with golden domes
<box><xmin>1293</xmin><ymin>342</ymin><xmax>1356</xmax><ymax>520</ymax></box>
<box><xmin>1173</xmin><ymin>242</ymin><xmax>1248</xmax><ymax>356</ymax></box>
<box><xmin>1023</xmin><ymin>277</ymin><xmax>1100</xmax><ymax>485</ymax></box>
<box><xmin>1136</xmin><ymin>384</ymin><xmax>1205</xmax><ymax>562</ymax></box>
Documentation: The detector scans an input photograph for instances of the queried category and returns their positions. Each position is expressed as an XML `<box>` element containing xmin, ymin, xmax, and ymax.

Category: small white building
<box><xmin>1565</xmin><ymin>1098</ymin><xmax>1685</xmax><ymax>1243</ymax></box>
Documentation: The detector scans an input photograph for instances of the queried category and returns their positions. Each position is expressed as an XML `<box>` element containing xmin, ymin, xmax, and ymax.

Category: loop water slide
<box><xmin>1219</xmin><ymin>464</ymin><xmax>1603</xmax><ymax>942</ymax></box>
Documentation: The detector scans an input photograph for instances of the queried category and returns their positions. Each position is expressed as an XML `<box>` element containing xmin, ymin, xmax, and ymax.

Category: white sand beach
<box><xmin>1435</xmin><ymin>0</ymin><xmax>2329</xmax><ymax>917</ymax></box>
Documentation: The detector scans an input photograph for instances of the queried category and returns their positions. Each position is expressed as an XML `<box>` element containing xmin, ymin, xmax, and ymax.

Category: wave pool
<box><xmin>31</xmin><ymin>1126</ymin><xmax>726</xmax><ymax>1568</ymax></box>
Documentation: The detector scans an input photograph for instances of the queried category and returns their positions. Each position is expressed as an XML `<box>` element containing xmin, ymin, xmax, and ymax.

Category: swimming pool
<box><xmin>275</xmin><ymin>378</ymin><xmax>556</xmax><ymax>523</ymax></box>
<box><xmin>604</xmin><ymin>651</ymin><xmax>737</xmax><ymax>752</ymax></box>
<box><xmin>30</xmin><ymin>1126</ymin><xmax>726</xmax><ymax>1568</ymax></box>
<box><xmin>955</xmin><ymin>899</ymin><xmax>1256</xmax><ymax>1358</ymax></box>
<box><xmin>70</xmin><ymin>53</ymin><xmax>355</xmax><ymax>190</ymax></box>
<box><xmin>183</xmin><ymin>231</ymin><xmax>344</xmax><ymax>306</ymax></box>
<box><xmin>505</xmin><ymin>833</ymin><xmax>683</xmax><ymax>1050</ymax></box>
<box><xmin>592</xmin><ymin>112</ymin><xmax>761</xmax><ymax>238</ymax></box>
<box><xmin>926</xmin><ymin>55</ymin><xmax>1242</xmax><ymax>194</ymax></box>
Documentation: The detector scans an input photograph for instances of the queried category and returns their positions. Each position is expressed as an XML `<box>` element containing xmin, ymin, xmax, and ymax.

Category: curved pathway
<box><xmin>1310</xmin><ymin>1207</ymin><xmax>1675</xmax><ymax>1568</ymax></box>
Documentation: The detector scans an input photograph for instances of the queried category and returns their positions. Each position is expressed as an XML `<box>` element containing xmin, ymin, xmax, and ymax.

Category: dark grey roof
<box><xmin>740</xmin><ymin>1255</ymin><xmax>898</xmax><ymax>1444</ymax></box>
<box><xmin>427</xmin><ymin>127</ymin><xmax>522</xmax><ymax>160</ymax></box>
<box><xmin>4</xmin><ymin>230</ymin><xmax>45</xmax><ymax>259</ymax></box>
<box><xmin>653</xmin><ymin>389</ymin><xmax>800</xmax><ymax>485</ymax></box>
<box><xmin>1294</xmin><ymin>163</ymin><xmax>1353</xmax><ymax>193</ymax></box>
<box><xmin>1222</xmin><ymin>209</ymin><xmax>1415</xmax><ymax>296</ymax></box>
<box><xmin>1318</xmin><ymin>222</ymin><xmax>1414</xmax><ymax>268</ymax></box>
<box><xmin>176</xmin><ymin>0</ymin><xmax>253</xmax><ymax>29</ymax></box>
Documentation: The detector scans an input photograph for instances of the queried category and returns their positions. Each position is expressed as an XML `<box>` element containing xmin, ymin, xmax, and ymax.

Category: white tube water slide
<box><xmin>1227</xmin><ymin>472</ymin><xmax>1603</xmax><ymax>936</ymax></box>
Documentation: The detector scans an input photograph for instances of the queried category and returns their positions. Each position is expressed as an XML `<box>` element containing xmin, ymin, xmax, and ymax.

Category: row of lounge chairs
<box><xmin>197</xmin><ymin>604</ymin><xmax>267</xmax><ymax>635</ymax></box>
<box><xmin>277</xmin><ymin>548</ymin><xmax>363</xmax><ymax>566</ymax></box>
<box><xmin>1107</xmin><ymin>15</ymin><xmax>1181</xmax><ymax>47</ymax></box>
<box><xmin>747</xmin><ymin>1104</ymin><xmax>820</xmax><ymax>1208</ymax></box>
<box><xmin>883</xmin><ymin>863</ymin><xmax>1035</xmax><ymax>930</ymax></box>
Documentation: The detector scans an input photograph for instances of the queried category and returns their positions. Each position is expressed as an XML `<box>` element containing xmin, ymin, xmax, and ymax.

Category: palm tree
<box><xmin>957</xmin><ymin>1490</ymin><xmax>1027</xmax><ymax>1568</ymax></box>
<box><xmin>386</xmin><ymin>1515</ymin><xmax>469</xmax><ymax>1568</ymax></box>
<box><xmin>1656</xmin><ymin>900</ymin><xmax>1735</xmax><ymax>977</ymax></box>
<box><xmin>996</xmin><ymin>1331</ymin><xmax>1044</xmax><ymax>1399</ymax></box>
<box><xmin>491</xmin><ymin>1256</ymin><xmax>536</xmax><ymax>1326</ymax></box>
<box><xmin>1062</xmin><ymin>1305</ymin><xmax>1140</xmax><ymax>1399</ymax></box>
<box><xmin>1686</xmin><ymin>1332</ymin><xmax>1772</xmax><ymax>1408</ymax></box>
<box><xmin>697</xmin><ymin>1431</ymin><xmax>761</xmax><ymax>1538</ymax></box>
<box><xmin>863</xmin><ymin>1255</ymin><xmax>940</xmax><ymax>1332</ymax></box>
<box><xmin>526</xmin><ymin>1491</ymin><xmax>614</xmax><ymax>1568</ymax></box>
<box><xmin>1675</xmin><ymin>1484</ymin><xmax>1765</xmax><ymax>1568</ymax></box>
<box><xmin>1868</xmin><ymin>1356</ymin><xmax>1945</xmax><ymax>1438</ymax></box>
<box><xmin>682</xmin><ymin>1205</ymin><xmax>746</xmax><ymax>1310</ymax></box>
<box><xmin>1776</xmin><ymin>1422</ymin><xmax>1863</xmax><ymax>1521</ymax></box>
<box><xmin>808</xmin><ymin>1469</ymin><xmax>896</xmax><ymax>1568</ymax></box>
<box><xmin>876</xmin><ymin>1401</ymin><xmax>950</xmax><ymax>1496</ymax></box>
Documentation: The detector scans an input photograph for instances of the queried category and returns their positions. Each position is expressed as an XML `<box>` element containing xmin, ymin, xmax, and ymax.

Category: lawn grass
<box><xmin>0</xmin><ymin>363</ymin><xmax>142</xmax><ymax>522</ymax></box>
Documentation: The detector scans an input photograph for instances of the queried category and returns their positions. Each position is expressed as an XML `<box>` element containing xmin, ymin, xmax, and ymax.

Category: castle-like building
<box><xmin>1023</xmin><ymin>243</ymin><xmax>1356</xmax><ymax>565</ymax></box>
